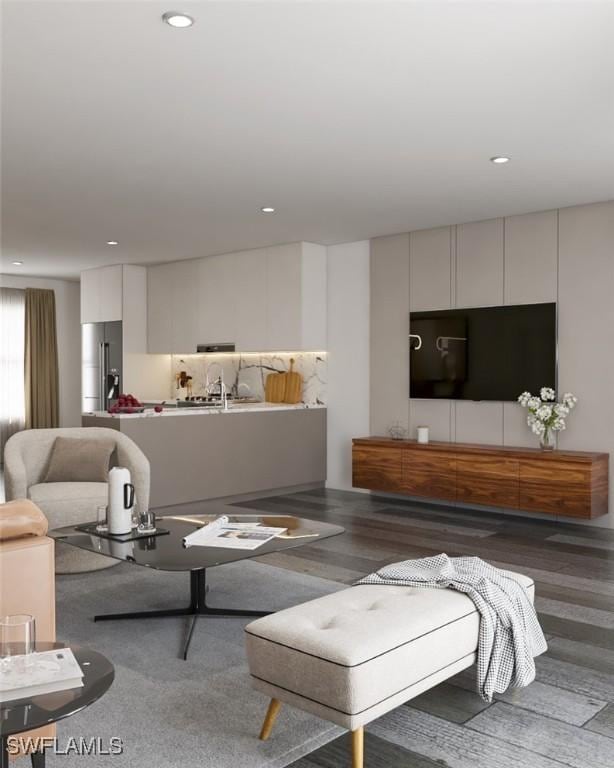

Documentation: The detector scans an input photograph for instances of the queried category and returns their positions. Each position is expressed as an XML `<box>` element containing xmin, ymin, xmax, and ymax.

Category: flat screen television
<box><xmin>409</xmin><ymin>302</ymin><xmax>556</xmax><ymax>401</ymax></box>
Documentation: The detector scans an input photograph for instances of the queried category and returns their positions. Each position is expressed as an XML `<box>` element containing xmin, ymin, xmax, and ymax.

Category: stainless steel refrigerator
<box><xmin>82</xmin><ymin>321</ymin><xmax>123</xmax><ymax>413</ymax></box>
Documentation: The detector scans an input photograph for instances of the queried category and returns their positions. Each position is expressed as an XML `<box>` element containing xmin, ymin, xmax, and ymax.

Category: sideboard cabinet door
<box><xmin>352</xmin><ymin>444</ymin><xmax>402</xmax><ymax>494</ymax></box>
<box><xmin>457</xmin><ymin>455</ymin><xmax>519</xmax><ymax>509</ymax></box>
<box><xmin>519</xmin><ymin>459</ymin><xmax>592</xmax><ymax>518</ymax></box>
<box><xmin>402</xmin><ymin>449</ymin><xmax>457</xmax><ymax>501</ymax></box>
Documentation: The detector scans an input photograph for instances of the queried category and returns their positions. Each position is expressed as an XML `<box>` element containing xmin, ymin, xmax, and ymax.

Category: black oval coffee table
<box><xmin>51</xmin><ymin>507</ymin><xmax>344</xmax><ymax>659</ymax></box>
<box><xmin>0</xmin><ymin>644</ymin><xmax>114</xmax><ymax>768</ymax></box>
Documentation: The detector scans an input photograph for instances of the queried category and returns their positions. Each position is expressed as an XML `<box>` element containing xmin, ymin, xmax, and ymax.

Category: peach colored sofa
<box><xmin>0</xmin><ymin>499</ymin><xmax>56</xmax><ymax>758</ymax></box>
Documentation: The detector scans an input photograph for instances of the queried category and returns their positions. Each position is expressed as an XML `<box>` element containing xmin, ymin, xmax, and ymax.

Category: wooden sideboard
<box><xmin>352</xmin><ymin>437</ymin><xmax>609</xmax><ymax>519</ymax></box>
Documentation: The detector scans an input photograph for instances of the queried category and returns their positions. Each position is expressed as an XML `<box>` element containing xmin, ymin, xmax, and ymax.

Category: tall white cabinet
<box><xmin>146</xmin><ymin>262</ymin><xmax>176</xmax><ymax>354</ymax></box>
<box><xmin>233</xmin><ymin>249</ymin><xmax>268</xmax><ymax>352</ymax></box>
<box><xmin>80</xmin><ymin>264</ymin><xmax>172</xmax><ymax>405</ymax></box>
<box><xmin>147</xmin><ymin>242</ymin><xmax>327</xmax><ymax>354</ymax></box>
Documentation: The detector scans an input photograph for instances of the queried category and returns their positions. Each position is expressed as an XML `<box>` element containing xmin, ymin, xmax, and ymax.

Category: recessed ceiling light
<box><xmin>12</xmin><ymin>261</ymin><xmax>23</xmax><ymax>266</ymax></box>
<box><xmin>106</xmin><ymin>240</ymin><xmax>119</xmax><ymax>246</ymax></box>
<box><xmin>260</xmin><ymin>207</ymin><xmax>275</xmax><ymax>214</ymax></box>
<box><xmin>162</xmin><ymin>11</ymin><xmax>194</xmax><ymax>28</ymax></box>
<box><xmin>490</xmin><ymin>156</ymin><xmax>510</xmax><ymax>164</ymax></box>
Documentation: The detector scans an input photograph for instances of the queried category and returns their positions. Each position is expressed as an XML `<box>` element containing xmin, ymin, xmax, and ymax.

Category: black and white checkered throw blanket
<box><xmin>356</xmin><ymin>554</ymin><xmax>547</xmax><ymax>701</ymax></box>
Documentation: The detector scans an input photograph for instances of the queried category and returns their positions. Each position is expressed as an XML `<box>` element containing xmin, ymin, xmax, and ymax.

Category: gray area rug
<box><xmin>50</xmin><ymin>560</ymin><xmax>344</xmax><ymax>767</ymax></box>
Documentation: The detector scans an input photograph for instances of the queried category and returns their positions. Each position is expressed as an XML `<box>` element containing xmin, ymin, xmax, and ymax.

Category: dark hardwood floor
<box><xmin>234</xmin><ymin>488</ymin><xmax>614</xmax><ymax>768</ymax></box>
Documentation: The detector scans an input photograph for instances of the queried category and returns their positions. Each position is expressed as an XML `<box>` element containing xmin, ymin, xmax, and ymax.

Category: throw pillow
<box><xmin>43</xmin><ymin>437</ymin><xmax>115</xmax><ymax>483</ymax></box>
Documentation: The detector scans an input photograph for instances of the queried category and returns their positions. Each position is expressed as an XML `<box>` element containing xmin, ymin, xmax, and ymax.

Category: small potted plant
<box><xmin>517</xmin><ymin>388</ymin><xmax>578</xmax><ymax>450</ymax></box>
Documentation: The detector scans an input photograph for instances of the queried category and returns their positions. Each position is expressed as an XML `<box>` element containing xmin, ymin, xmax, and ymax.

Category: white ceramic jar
<box><xmin>417</xmin><ymin>426</ymin><xmax>430</xmax><ymax>444</ymax></box>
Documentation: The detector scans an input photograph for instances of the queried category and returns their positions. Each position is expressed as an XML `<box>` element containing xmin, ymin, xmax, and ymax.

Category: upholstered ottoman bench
<box><xmin>245</xmin><ymin>569</ymin><xmax>534</xmax><ymax>767</ymax></box>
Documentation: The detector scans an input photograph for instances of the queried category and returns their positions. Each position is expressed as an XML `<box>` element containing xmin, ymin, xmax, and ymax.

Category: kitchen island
<box><xmin>82</xmin><ymin>404</ymin><xmax>326</xmax><ymax>510</ymax></box>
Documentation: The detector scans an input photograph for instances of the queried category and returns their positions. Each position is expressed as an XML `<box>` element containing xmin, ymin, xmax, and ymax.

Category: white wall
<box><xmin>0</xmin><ymin>274</ymin><xmax>81</xmax><ymax>427</ymax></box>
<box><xmin>326</xmin><ymin>241</ymin><xmax>370</xmax><ymax>490</ymax></box>
<box><xmin>370</xmin><ymin>234</ymin><xmax>410</xmax><ymax>436</ymax></box>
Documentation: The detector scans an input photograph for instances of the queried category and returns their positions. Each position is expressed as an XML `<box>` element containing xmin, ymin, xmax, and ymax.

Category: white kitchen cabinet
<box><xmin>121</xmin><ymin>265</ymin><xmax>148</xmax><ymax>354</ymax></box>
<box><xmin>101</xmin><ymin>266</ymin><xmax>123</xmax><ymax>320</ymax></box>
<box><xmin>197</xmin><ymin>254</ymin><xmax>237</xmax><ymax>347</ymax></box>
<box><xmin>147</xmin><ymin>263</ymin><xmax>175</xmax><ymax>353</ymax></box>
<box><xmin>233</xmin><ymin>249</ymin><xmax>267</xmax><ymax>352</ymax></box>
<box><xmin>81</xmin><ymin>264</ymin><xmax>161</xmax><ymax>407</ymax></box>
<box><xmin>80</xmin><ymin>269</ymin><xmax>99</xmax><ymax>323</ymax></box>
<box><xmin>171</xmin><ymin>259</ymin><xmax>200</xmax><ymax>354</ymax></box>
<box><xmin>148</xmin><ymin>260</ymin><xmax>203</xmax><ymax>354</ymax></box>
<box><xmin>264</xmin><ymin>242</ymin><xmax>327</xmax><ymax>351</ymax></box>
<box><xmin>146</xmin><ymin>241</ymin><xmax>327</xmax><ymax>354</ymax></box>
<box><xmin>80</xmin><ymin>265</ymin><xmax>123</xmax><ymax>323</ymax></box>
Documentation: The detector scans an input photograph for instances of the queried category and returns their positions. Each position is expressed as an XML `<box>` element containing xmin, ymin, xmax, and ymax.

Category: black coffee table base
<box><xmin>93</xmin><ymin>568</ymin><xmax>270</xmax><ymax>660</ymax></box>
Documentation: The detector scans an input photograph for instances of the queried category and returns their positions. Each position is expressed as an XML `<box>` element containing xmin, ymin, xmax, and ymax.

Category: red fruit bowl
<box><xmin>112</xmin><ymin>394</ymin><xmax>144</xmax><ymax>413</ymax></box>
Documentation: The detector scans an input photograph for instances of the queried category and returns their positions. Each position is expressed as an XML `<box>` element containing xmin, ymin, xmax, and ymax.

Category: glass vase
<box><xmin>540</xmin><ymin>429</ymin><xmax>555</xmax><ymax>451</ymax></box>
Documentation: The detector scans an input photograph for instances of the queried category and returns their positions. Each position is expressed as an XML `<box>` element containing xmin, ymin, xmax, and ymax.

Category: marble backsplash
<box><xmin>170</xmin><ymin>353</ymin><xmax>327</xmax><ymax>405</ymax></box>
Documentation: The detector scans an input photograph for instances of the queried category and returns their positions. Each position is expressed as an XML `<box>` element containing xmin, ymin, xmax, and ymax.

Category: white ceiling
<box><xmin>2</xmin><ymin>1</ymin><xmax>614</xmax><ymax>280</ymax></box>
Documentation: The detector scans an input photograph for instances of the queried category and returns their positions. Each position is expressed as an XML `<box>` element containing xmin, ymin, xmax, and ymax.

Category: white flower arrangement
<box><xmin>517</xmin><ymin>388</ymin><xmax>578</xmax><ymax>445</ymax></box>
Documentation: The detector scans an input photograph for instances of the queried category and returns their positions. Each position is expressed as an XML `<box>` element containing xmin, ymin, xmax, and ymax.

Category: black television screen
<box><xmin>409</xmin><ymin>302</ymin><xmax>556</xmax><ymax>401</ymax></box>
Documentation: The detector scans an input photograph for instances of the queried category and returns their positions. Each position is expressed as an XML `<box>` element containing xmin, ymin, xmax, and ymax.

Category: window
<box><xmin>0</xmin><ymin>287</ymin><xmax>25</xmax><ymax>455</ymax></box>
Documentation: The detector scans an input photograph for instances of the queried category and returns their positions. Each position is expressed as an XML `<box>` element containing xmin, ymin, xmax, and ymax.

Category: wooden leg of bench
<box><xmin>351</xmin><ymin>727</ymin><xmax>364</xmax><ymax>768</ymax></box>
<box><xmin>259</xmin><ymin>698</ymin><xmax>282</xmax><ymax>741</ymax></box>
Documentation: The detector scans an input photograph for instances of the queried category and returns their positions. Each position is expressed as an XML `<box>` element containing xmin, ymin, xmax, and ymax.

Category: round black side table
<box><xmin>1</xmin><ymin>645</ymin><xmax>114</xmax><ymax>768</ymax></box>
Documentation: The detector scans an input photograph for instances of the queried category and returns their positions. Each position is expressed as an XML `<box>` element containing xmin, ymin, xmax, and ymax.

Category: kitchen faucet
<box><xmin>205</xmin><ymin>363</ymin><xmax>222</xmax><ymax>393</ymax></box>
<box><xmin>204</xmin><ymin>362</ymin><xmax>229</xmax><ymax>410</ymax></box>
<box><xmin>217</xmin><ymin>376</ymin><xmax>229</xmax><ymax>411</ymax></box>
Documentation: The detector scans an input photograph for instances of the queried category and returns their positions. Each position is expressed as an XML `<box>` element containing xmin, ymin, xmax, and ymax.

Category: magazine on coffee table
<box><xmin>182</xmin><ymin>516</ymin><xmax>287</xmax><ymax>550</ymax></box>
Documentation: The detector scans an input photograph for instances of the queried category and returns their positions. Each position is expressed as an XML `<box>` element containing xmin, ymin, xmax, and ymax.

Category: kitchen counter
<box><xmin>83</xmin><ymin>402</ymin><xmax>325</xmax><ymax>419</ymax></box>
<box><xmin>82</xmin><ymin>404</ymin><xmax>326</xmax><ymax>509</ymax></box>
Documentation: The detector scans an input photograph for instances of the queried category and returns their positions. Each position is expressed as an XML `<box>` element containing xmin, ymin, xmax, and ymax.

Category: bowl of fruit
<box><xmin>107</xmin><ymin>394</ymin><xmax>145</xmax><ymax>415</ymax></box>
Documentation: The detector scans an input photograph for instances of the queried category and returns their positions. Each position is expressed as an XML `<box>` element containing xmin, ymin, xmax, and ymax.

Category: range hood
<box><xmin>196</xmin><ymin>343</ymin><xmax>236</xmax><ymax>353</ymax></box>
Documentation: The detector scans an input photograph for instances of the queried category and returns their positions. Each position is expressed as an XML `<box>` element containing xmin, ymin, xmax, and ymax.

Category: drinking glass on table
<box><xmin>138</xmin><ymin>508</ymin><xmax>156</xmax><ymax>533</ymax></box>
<box><xmin>0</xmin><ymin>614</ymin><xmax>36</xmax><ymax>673</ymax></box>
<box><xmin>96</xmin><ymin>504</ymin><xmax>108</xmax><ymax>532</ymax></box>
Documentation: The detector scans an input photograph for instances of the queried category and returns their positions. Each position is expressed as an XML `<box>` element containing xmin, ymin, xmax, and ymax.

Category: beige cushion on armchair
<box><xmin>4</xmin><ymin>427</ymin><xmax>150</xmax><ymax>574</ymax></box>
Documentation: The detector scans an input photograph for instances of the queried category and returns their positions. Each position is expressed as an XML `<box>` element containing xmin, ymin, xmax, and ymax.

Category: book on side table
<box><xmin>0</xmin><ymin>647</ymin><xmax>84</xmax><ymax>703</ymax></box>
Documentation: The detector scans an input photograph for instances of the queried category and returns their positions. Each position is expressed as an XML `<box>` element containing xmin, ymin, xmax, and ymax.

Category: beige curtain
<box><xmin>25</xmin><ymin>288</ymin><xmax>59</xmax><ymax>428</ymax></box>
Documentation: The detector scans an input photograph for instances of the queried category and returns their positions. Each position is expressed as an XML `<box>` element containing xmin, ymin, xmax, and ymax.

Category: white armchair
<box><xmin>4</xmin><ymin>427</ymin><xmax>150</xmax><ymax>573</ymax></box>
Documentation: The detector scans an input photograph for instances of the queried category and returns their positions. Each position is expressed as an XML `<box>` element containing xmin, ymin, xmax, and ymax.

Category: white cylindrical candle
<box><xmin>417</xmin><ymin>426</ymin><xmax>429</xmax><ymax>444</ymax></box>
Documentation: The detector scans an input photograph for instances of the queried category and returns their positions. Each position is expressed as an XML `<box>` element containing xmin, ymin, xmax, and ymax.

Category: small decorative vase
<box><xmin>540</xmin><ymin>429</ymin><xmax>555</xmax><ymax>451</ymax></box>
<box><xmin>388</xmin><ymin>422</ymin><xmax>407</xmax><ymax>441</ymax></box>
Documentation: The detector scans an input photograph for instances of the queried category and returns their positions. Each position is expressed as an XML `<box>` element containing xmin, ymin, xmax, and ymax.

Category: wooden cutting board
<box><xmin>265</xmin><ymin>371</ymin><xmax>287</xmax><ymax>403</ymax></box>
<box><xmin>284</xmin><ymin>358</ymin><xmax>303</xmax><ymax>404</ymax></box>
